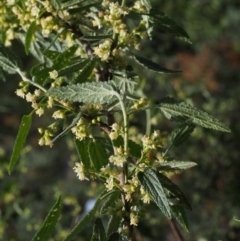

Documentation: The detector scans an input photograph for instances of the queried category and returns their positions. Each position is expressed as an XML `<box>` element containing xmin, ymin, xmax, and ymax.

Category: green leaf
<box><xmin>133</xmin><ymin>54</ymin><xmax>181</xmax><ymax>74</ymax></box>
<box><xmin>61</xmin><ymin>0</ymin><xmax>86</xmax><ymax>9</ymax></box>
<box><xmin>138</xmin><ymin>168</ymin><xmax>172</xmax><ymax>218</ymax></box>
<box><xmin>113</xmin><ymin>76</ymin><xmax>137</xmax><ymax>94</ymax></box>
<box><xmin>107</xmin><ymin>233</ymin><xmax>121</xmax><ymax>241</ymax></box>
<box><xmin>0</xmin><ymin>43</ymin><xmax>22</xmax><ymax>74</ymax></box>
<box><xmin>31</xmin><ymin>196</ymin><xmax>62</xmax><ymax>241</ymax></box>
<box><xmin>100</xmin><ymin>191</ymin><xmax>120</xmax><ymax>214</ymax></box>
<box><xmin>128</xmin><ymin>140</ymin><xmax>142</xmax><ymax>158</ymax></box>
<box><xmin>159</xmin><ymin>97</ymin><xmax>231</xmax><ymax>132</ymax></box>
<box><xmin>68</xmin><ymin>3</ymin><xmax>101</xmax><ymax>14</ymax></box>
<box><xmin>149</xmin><ymin>10</ymin><xmax>191</xmax><ymax>43</ymax></box>
<box><xmin>73</xmin><ymin>58</ymin><xmax>96</xmax><ymax>83</ymax></box>
<box><xmin>107</xmin><ymin>215</ymin><xmax>121</xmax><ymax>238</ymax></box>
<box><xmin>157</xmin><ymin>172</ymin><xmax>192</xmax><ymax>210</ymax></box>
<box><xmin>51</xmin><ymin>112</ymin><xmax>82</xmax><ymax>144</ymax></box>
<box><xmin>25</xmin><ymin>21</ymin><xmax>36</xmax><ymax>55</ymax></box>
<box><xmin>81</xmin><ymin>34</ymin><xmax>113</xmax><ymax>41</ymax></box>
<box><xmin>171</xmin><ymin>205</ymin><xmax>189</xmax><ymax>232</ymax></box>
<box><xmin>0</xmin><ymin>67</ymin><xmax>6</xmax><ymax>81</ymax></box>
<box><xmin>75</xmin><ymin>137</ymin><xmax>91</xmax><ymax>169</ymax></box>
<box><xmin>30</xmin><ymin>62</ymin><xmax>51</xmax><ymax>85</ymax></box>
<box><xmin>58</xmin><ymin>59</ymin><xmax>89</xmax><ymax>77</ymax></box>
<box><xmin>50</xmin><ymin>0</ymin><xmax>61</xmax><ymax>10</ymax></box>
<box><xmin>8</xmin><ymin>114</ymin><xmax>32</xmax><ymax>174</ymax></box>
<box><xmin>159</xmin><ymin>161</ymin><xmax>197</xmax><ymax>171</ymax></box>
<box><xmin>48</xmin><ymin>82</ymin><xmax>119</xmax><ymax>104</ymax></box>
<box><xmin>91</xmin><ymin>218</ymin><xmax>107</xmax><ymax>241</ymax></box>
<box><xmin>89</xmin><ymin>139</ymin><xmax>108</xmax><ymax>171</ymax></box>
<box><xmin>169</xmin><ymin>122</ymin><xmax>195</xmax><ymax>147</ymax></box>
<box><xmin>112</xmin><ymin>135</ymin><xmax>124</xmax><ymax>148</ymax></box>
<box><xmin>63</xmin><ymin>190</ymin><xmax>108</xmax><ymax>241</ymax></box>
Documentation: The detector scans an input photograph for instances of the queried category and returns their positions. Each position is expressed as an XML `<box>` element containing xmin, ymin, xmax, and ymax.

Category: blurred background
<box><xmin>1</xmin><ymin>1</ymin><xmax>240</xmax><ymax>240</ymax></box>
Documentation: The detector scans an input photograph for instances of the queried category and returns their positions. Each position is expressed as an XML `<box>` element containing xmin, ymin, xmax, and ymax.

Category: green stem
<box><xmin>17</xmin><ymin>69</ymin><xmax>47</xmax><ymax>92</ymax></box>
<box><xmin>121</xmin><ymin>0</ymin><xmax>126</xmax><ymax>7</ymax></box>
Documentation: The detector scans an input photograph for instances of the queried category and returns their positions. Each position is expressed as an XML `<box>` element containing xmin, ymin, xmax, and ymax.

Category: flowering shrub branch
<box><xmin>0</xmin><ymin>0</ymin><xmax>230</xmax><ymax>240</ymax></box>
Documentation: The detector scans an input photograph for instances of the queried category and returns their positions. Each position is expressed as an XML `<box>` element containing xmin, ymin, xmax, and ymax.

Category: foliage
<box><xmin>0</xmin><ymin>0</ymin><xmax>232</xmax><ymax>240</ymax></box>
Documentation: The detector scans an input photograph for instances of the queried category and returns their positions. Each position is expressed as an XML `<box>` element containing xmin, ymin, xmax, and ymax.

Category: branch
<box><xmin>167</xmin><ymin>219</ymin><xmax>185</xmax><ymax>241</ymax></box>
<box><xmin>65</xmin><ymin>22</ymin><xmax>105</xmax><ymax>81</ymax></box>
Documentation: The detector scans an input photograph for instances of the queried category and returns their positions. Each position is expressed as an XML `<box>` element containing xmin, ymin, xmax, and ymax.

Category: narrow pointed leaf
<box><xmin>133</xmin><ymin>54</ymin><xmax>181</xmax><ymax>74</ymax></box>
<box><xmin>31</xmin><ymin>196</ymin><xmax>62</xmax><ymax>241</ymax></box>
<box><xmin>63</xmin><ymin>190</ymin><xmax>108</xmax><ymax>241</ymax></box>
<box><xmin>91</xmin><ymin>218</ymin><xmax>107</xmax><ymax>241</ymax></box>
<box><xmin>169</xmin><ymin>123</ymin><xmax>195</xmax><ymax>146</ymax></box>
<box><xmin>51</xmin><ymin>112</ymin><xmax>82</xmax><ymax>144</ymax></box>
<box><xmin>159</xmin><ymin>161</ymin><xmax>197</xmax><ymax>171</ymax></box>
<box><xmin>138</xmin><ymin>168</ymin><xmax>172</xmax><ymax>218</ymax></box>
<box><xmin>107</xmin><ymin>215</ymin><xmax>121</xmax><ymax>237</ymax></box>
<box><xmin>157</xmin><ymin>172</ymin><xmax>192</xmax><ymax>210</ymax></box>
<box><xmin>25</xmin><ymin>21</ymin><xmax>36</xmax><ymax>55</ymax></box>
<box><xmin>50</xmin><ymin>0</ymin><xmax>61</xmax><ymax>10</ymax></box>
<box><xmin>0</xmin><ymin>67</ymin><xmax>6</xmax><ymax>81</ymax></box>
<box><xmin>73</xmin><ymin>58</ymin><xmax>96</xmax><ymax>83</ymax></box>
<box><xmin>61</xmin><ymin>0</ymin><xmax>86</xmax><ymax>9</ymax></box>
<box><xmin>89</xmin><ymin>139</ymin><xmax>108</xmax><ymax>171</ymax></box>
<box><xmin>75</xmin><ymin>137</ymin><xmax>91</xmax><ymax>168</ymax></box>
<box><xmin>159</xmin><ymin>97</ymin><xmax>231</xmax><ymax>132</ymax></box>
<box><xmin>101</xmin><ymin>191</ymin><xmax>120</xmax><ymax>214</ymax></box>
<box><xmin>58</xmin><ymin>59</ymin><xmax>89</xmax><ymax>76</ymax></box>
<box><xmin>149</xmin><ymin>10</ymin><xmax>191</xmax><ymax>43</ymax></box>
<box><xmin>0</xmin><ymin>43</ymin><xmax>22</xmax><ymax>74</ymax></box>
<box><xmin>171</xmin><ymin>205</ymin><xmax>189</xmax><ymax>232</ymax></box>
<box><xmin>9</xmin><ymin>114</ymin><xmax>32</xmax><ymax>174</ymax></box>
<box><xmin>48</xmin><ymin>82</ymin><xmax>119</xmax><ymax>104</ymax></box>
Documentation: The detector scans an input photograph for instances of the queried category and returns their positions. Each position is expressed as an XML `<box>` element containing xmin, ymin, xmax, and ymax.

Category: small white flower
<box><xmin>36</xmin><ymin>107</ymin><xmax>44</xmax><ymax>117</ymax></box>
<box><xmin>105</xmin><ymin>177</ymin><xmax>114</xmax><ymax>191</ymax></box>
<box><xmin>52</xmin><ymin>110</ymin><xmax>65</xmax><ymax>119</ymax></box>
<box><xmin>73</xmin><ymin>163</ymin><xmax>88</xmax><ymax>181</ymax></box>
<box><xmin>15</xmin><ymin>89</ymin><xmax>25</xmax><ymax>98</ymax></box>
<box><xmin>49</xmin><ymin>70</ymin><xmax>58</xmax><ymax>79</ymax></box>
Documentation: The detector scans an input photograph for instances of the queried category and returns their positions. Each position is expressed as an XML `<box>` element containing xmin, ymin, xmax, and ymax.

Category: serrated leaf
<box><xmin>133</xmin><ymin>54</ymin><xmax>181</xmax><ymax>74</ymax></box>
<box><xmin>113</xmin><ymin>76</ymin><xmax>137</xmax><ymax>94</ymax></box>
<box><xmin>25</xmin><ymin>21</ymin><xmax>36</xmax><ymax>55</ymax></box>
<box><xmin>159</xmin><ymin>161</ymin><xmax>197</xmax><ymax>171</ymax></box>
<box><xmin>51</xmin><ymin>112</ymin><xmax>82</xmax><ymax>144</ymax></box>
<box><xmin>157</xmin><ymin>172</ymin><xmax>192</xmax><ymax>210</ymax></box>
<box><xmin>58</xmin><ymin>59</ymin><xmax>89</xmax><ymax>76</ymax></box>
<box><xmin>75</xmin><ymin>137</ymin><xmax>91</xmax><ymax>169</ymax></box>
<box><xmin>95</xmin><ymin>137</ymin><xmax>114</xmax><ymax>158</ymax></box>
<box><xmin>171</xmin><ymin>205</ymin><xmax>189</xmax><ymax>232</ymax></box>
<box><xmin>50</xmin><ymin>0</ymin><xmax>61</xmax><ymax>10</ymax></box>
<box><xmin>107</xmin><ymin>215</ymin><xmax>121</xmax><ymax>237</ymax></box>
<box><xmin>91</xmin><ymin>218</ymin><xmax>107</xmax><ymax>241</ymax></box>
<box><xmin>138</xmin><ymin>168</ymin><xmax>172</xmax><ymax>218</ymax></box>
<box><xmin>128</xmin><ymin>140</ymin><xmax>142</xmax><ymax>158</ymax></box>
<box><xmin>112</xmin><ymin>135</ymin><xmax>124</xmax><ymax>148</ymax></box>
<box><xmin>31</xmin><ymin>196</ymin><xmax>62</xmax><ymax>241</ymax></box>
<box><xmin>63</xmin><ymin>190</ymin><xmax>108</xmax><ymax>241</ymax></box>
<box><xmin>0</xmin><ymin>43</ymin><xmax>22</xmax><ymax>74</ymax></box>
<box><xmin>100</xmin><ymin>191</ymin><xmax>120</xmax><ymax>214</ymax></box>
<box><xmin>149</xmin><ymin>10</ymin><xmax>191</xmax><ymax>43</ymax></box>
<box><xmin>48</xmin><ymin>82</ymin><xmax>119</xmax><ymax>104</ymax></box>
<box><xmin>169</xmin><ymin>122</ymin><xmax>195</xmax><ymax>147</ymax></box>
<box><xmin>89</xmin><ymin>139</ymin><xmax>108</xmax><ymax>171</ymax></box>
<box><xmin>30</xmin><ymin>62</ymin><xmax>51</xmax><ymax>85</ymax></box>
<box><xmin>159</xmin><ymin>97</ymin><xmax>231</xmax><ymax>132</ymax></box>
<box><xmin>8</xmin><ymin>114</ymin><xmax>32</xmax><ymax>174</ymax></box>
<box><xmin>73</xmin><ymin>58</ymin><xmax>96</xmax><ymax>83</ymax></box>
<box><xmin>107</xmin><ymin>232</ymin><xmax>121</xmax><ymax>241</ymax></box>
<box><xmin>61</xmin><ymin>0</ymin><xmax>86</xmax><ymax>9</ymax></box>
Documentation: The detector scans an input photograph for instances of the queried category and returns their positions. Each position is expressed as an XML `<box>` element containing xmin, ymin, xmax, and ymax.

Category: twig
<box><xmin>167</xmin><ymin>219</ymin><xmax>185</xmax><ymax>241</ymax></box>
